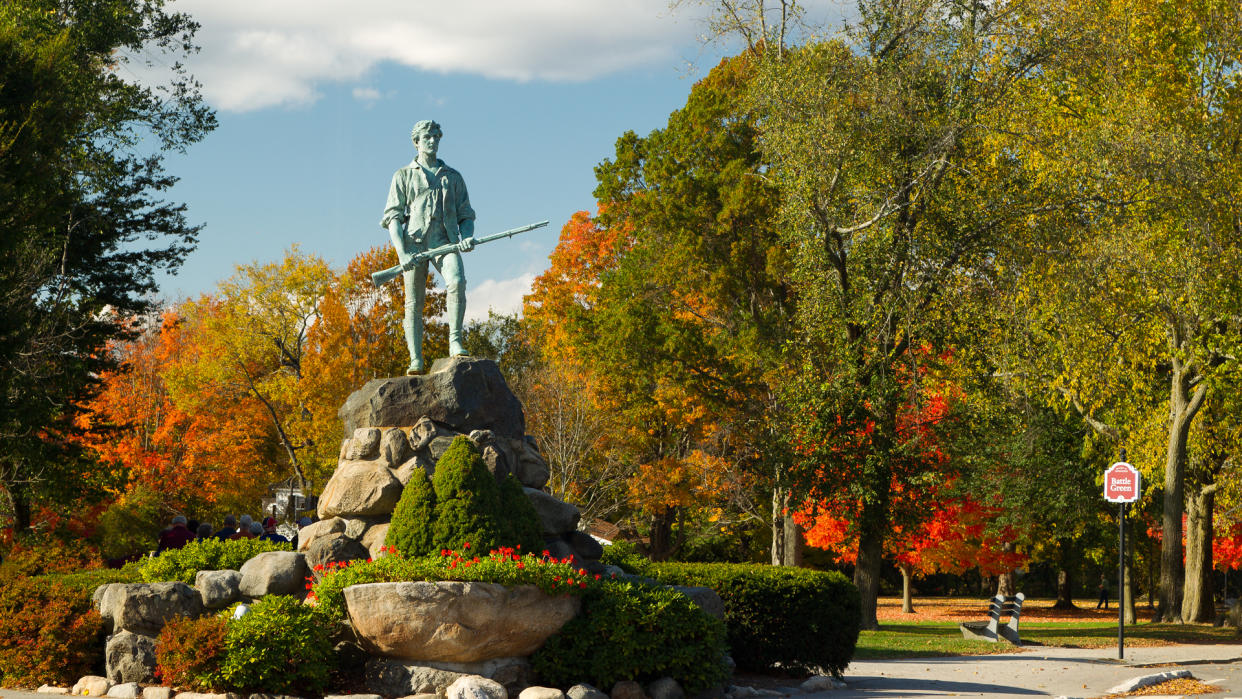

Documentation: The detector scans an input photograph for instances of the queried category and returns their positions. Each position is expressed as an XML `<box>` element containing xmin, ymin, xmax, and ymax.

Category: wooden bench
<box><xmin>959</xmin><ymin>593</ymin><xmax>1024</xmax><ymax>646</ymax></box>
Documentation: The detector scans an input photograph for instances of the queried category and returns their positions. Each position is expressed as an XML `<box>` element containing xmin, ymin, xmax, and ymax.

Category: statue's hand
<box><xmin>458</xmin><ymin>237</ymin><xmax>476</xmax><ymax>253</ymax></box>
<box><xmin>396</xmin><ymin>247</ymin><xmax>415</xmax><ymax>268</ymax></box>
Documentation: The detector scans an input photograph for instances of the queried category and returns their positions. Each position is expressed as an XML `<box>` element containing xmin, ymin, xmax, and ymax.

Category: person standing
<box><xmin>381</xmin><ymin>119</ymin><xmax>476</xmax><ymax>374</ymax></box>
<box><xmin>157</xmin><ymin>516</ymin><xmax>195</xmax><ymax>552</ymax></box>
<box><xmin>260</xmin><ymin>517</ymin><xmax>288</xmax><ymax>543</ymax></box>
<box><xmin>1097</xmin><ymin>574</ymin><xmax>1109</xmax><ymax>610</ymax></box>
<box><xmin>215</xmin><ymin>514</ymin><xmax>238</xmax><ymax>540</ymax></box>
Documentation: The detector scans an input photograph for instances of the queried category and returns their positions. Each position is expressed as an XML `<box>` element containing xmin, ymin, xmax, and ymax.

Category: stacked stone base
<box><xmin>304</xmin><ymin>357</ymin><xmax>605</xmax><ymax>574</ymax></box>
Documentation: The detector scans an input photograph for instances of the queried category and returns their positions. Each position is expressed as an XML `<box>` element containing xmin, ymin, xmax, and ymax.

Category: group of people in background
<box><xmin>156</xmin><ymin>513</ymin><xmax>314</xmax><ymax>553</ymax></box>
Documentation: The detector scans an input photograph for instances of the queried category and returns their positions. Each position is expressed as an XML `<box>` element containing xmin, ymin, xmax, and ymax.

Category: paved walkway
<box><xmin>2</xmin><ymin>645</ymin><xmax>1240</xmax><ymax>699</ymax></box>
<box><xmin>817</xmin><ymin>644</ymin><xmax>1242</xmax><ymax>698</ymax></box>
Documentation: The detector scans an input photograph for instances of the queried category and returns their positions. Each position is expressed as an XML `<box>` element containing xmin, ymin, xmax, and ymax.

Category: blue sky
<box><xmin>144</xmin><ymin>0</ymin><xmax>844</xmax><ymax>320</ymax></box>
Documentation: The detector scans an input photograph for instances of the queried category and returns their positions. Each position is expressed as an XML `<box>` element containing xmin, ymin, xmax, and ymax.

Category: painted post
<box><xmin>1104</xmin><ymin>448</ymin><xmax>1140</xmax><ymax>660</ymax></box>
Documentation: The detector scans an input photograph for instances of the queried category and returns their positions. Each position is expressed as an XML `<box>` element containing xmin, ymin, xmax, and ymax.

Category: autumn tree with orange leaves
<box><xmin>793</xmin><ymin>372</ymin><xmax>1025</xmax><ymax>612</ymax></box>
<box><xmin>79</xmin><ymin>311</ymin><xmax>283</xmax><ymax>516</ymax></box>
<box><xmin>300</xmin><ymin>244</ymin><xmax>446</xmax><ymax>472</ymax></box>
<box><xmin>81</xmin><ymin>246</ymin><xmax>449</xmax><ymax>520</ymax></box>
<box><xmin>524</xmin><ymin>54</ymin><xmax>794</xmax><ymax>561</ymax></box>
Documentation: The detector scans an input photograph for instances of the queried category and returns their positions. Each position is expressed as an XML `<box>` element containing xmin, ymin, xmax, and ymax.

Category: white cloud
<box><xmin>159</xmin><ymin>0</ymin><xmax>709</xmax><ymax>112</ymax></box>
<box><xmin>352</xmin><ymin>86</ymin><xmax>382</xmax><ymax>102</ymax></box>
<box><xmin>464</xmin><ymin>273</ymin><xmax>535</xmax><ymax>322</ymax></box>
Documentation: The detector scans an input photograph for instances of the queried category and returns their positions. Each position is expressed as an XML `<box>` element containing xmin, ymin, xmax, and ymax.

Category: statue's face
<box><xmin>416</xmin><ymin>130</ymin><xmax>441</xmax><ymax>159</ymax></box>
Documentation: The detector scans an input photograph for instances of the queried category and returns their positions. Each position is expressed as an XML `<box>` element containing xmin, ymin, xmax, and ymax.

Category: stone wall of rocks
<box><xmin>91</xmin><ymin>550</ymin><xmax>311</xmax><ymax>685</ymax></box>
<box><xmin>302</xmin><ymin>357</ymin><xmax>604</xmax><ymax>573</ymax></box>
<box><xmin>44</xmin><ymin>672</ymin><xmax>847</xmax><ymax>699</ymax></box>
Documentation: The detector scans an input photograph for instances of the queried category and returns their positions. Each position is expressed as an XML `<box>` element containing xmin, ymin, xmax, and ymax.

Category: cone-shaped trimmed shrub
<box><xmin>386</xmin><ymin>436</ymin><xmax>542</xmax><ymax>557</ymax></box>
<box><xmin>385</xmin><ymin>465</ymin><xmax>437</xmax><ymax>557</ymax></box>
<box><xmin>431</xmin><ymin>436</ymin><xmax>508</xmax><ymax>552</ymax></box>
<box><xmin>499</xmin><ymin>473</ymin><xmax>544</xmax><ymax>553</ymax></box>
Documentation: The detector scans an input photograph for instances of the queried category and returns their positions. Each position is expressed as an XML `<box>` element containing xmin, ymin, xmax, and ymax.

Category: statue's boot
<box><xmin>404</xmin><ymin>300</ymin><xmax>424</xmax><ymax>374</ymax></box>
<box><xmin>447</xmin><ymin>285</ymin><xmax>468</xmax><ymax>357</ymax></box>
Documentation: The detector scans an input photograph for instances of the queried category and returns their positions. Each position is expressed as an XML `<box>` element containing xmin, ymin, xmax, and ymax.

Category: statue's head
<box><xmin>410</xmin><ymin>119</ymin><xmax>442</xmax><ymax>146</ymax></box>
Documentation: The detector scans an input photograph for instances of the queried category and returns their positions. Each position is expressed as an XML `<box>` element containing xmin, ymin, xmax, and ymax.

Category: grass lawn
<box><xmin>856</xmin><ymin>620</ymin><xmax>1242</xmax><ymax>659</ymax></box>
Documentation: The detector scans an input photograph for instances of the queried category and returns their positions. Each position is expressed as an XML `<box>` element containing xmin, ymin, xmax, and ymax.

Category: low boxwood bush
<box><xmin>139</xmin><ymin>537</ymin><xmax>291</xmax><ymax>583</ymax></box>
<box><xmin>532</xmin><ymin>578</ymin><xmax>730</xmax><ymax>693</ymax></box>
<box><xmin>215</xmin><ymin>596</ymin><xmax>333</xmax><ymax>695</ymax></box>
<box><xmin>386</xmin><ymin>436</ymin><xmax>543</xmax><ymax>557</ymax></box>
<box><xmin>0</xmin><ymin>574</ymin><xmax>106</xmax><ymax>687</ymax></box>
<box><xmin>155</xmin><ymin>615</ymin><xmax>229</xmax><ymax>690</ymax></box>
<box><xmin>599</xmin><ymin>540</ymin><xmax>648</xmax><ymax>574</ymax></box>
<box><xmin>637</xmin><ymin>562</ymin><xmax>861</xmax><ymax>676</ymax></box>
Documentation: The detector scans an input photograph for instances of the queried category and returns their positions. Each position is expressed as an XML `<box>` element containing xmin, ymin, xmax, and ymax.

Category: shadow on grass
<box><xmin>854</xmin><ymin>621</ymin><xmax>1241</xmax><ymax>660</ymax></box>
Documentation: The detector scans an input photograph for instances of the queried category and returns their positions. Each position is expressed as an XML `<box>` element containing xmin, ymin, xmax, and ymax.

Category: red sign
<box><xmin>1104</xmin><ymin>462</ymin><xmax>1141</xmax><ymax>503</ymax></box>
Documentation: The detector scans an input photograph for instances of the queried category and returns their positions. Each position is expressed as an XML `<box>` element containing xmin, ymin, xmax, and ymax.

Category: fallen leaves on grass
<box><xmin>878</xmin><ymin>597</ymin><xmax>1131</xmax><ymax>623</ymax></box>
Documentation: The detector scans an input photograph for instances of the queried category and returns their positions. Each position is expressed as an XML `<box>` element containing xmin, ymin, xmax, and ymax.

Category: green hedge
<box><xmin>139</xmin><ymin>537</ymin><xmax>291</xmax><ymax>584</ymax></box>
<box><xmin>636</xmin><ymin>561</ymin><xmax>861</xmax><ymax>676</ymax></box>
<box><xmin>532</xmin><ymin>579</ymin><xmax>730</xmax><ymax>693</ymax></box>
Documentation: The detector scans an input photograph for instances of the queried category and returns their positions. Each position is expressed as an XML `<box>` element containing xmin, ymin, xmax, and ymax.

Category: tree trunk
<box><xmin>1054</xmin><ymin>567</ymin><xmax>1076</xmax><ymax>609</ymax></box>
<box><xmin>1182</xmin><ymin>484</ymin><xmax>1216</xmax><ymax>622</ymax></box>
<box><xmin>900</xmin><ymin>563</ymin><xmax>915</xmax><ymax>613</ymax></box>
<box><xmin>647</xmin><ymin>508</ymin><xmax>678</xmax><ymax>561</ymax></box>
<box><xmin>6</xmin><ymin>485</ymin><xmax>31</xmax><ymax>532</ymax></box>
<box><xmin>770</xmin><ymin>486</ymin><xmax>804</xmax><ymax>566</ymax></box>
<box><xmin>1157</xmin><ymin>354</ymin><xmax>1206</xmax><ymax>622</ymax></box>
<box><xmin>854</xmin><ymin>488</ymin><xmax>890</xmax><ymax>631</ymax></box>
<box><xmin>996</xmin><ymin>541</ymin><xmax>1018</xmax><ymax>597</ymax></box>
<box><xmin>1148</xmin><ymin>538</ymin><xmax>1158</xmax><ymax>610</ymax></box>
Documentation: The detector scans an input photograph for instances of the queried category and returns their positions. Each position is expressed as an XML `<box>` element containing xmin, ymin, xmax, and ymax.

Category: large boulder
<box><xmin>446</xmin><ymin>676</ymin><xmax>507</xmax><ymax>699</ymax></box>
<box><xmin>567</xmin><ymin>530</ymin><xmax>603</xmax><ymax>561</ymax></box>
<box><xmin>344</xmin><ymin>427</ymin><xmax>383</xmax><ymax>460</ymax></box>
<box><xmin>307</xmin><ymin>533</ymin><xmax>371</xmax><ymax>576</ymax></box>
<box><xmin>361</xmin><ymin>523</ymin><xmax>392</xmax><ymax>558</ymax></box>
<box><xmin>339</xmin><ymin>357</ymin><xmax>525</xmax><ymax>439</ymax></box>
<box><xmin>318</xmin><ymin>460</ymin><xmax>403</xmax><ymax>519</ymax></box>
<box><xmin>194</xmin><ymin>570</ymin><xmax>241</xmax><ymax>610</ymax></box>
<box><xmin>96</xmin><ymin>582</ymin><xmax>203</xmax><ymax>635</ymax></box>
<box><xmin>523</xmin><ymin>489</ymin><xmax>580</xmax><ymax>537</ymax></box>
<box><xmin>297</xmin><ymin>517</ymin><xmax>346</xmax><ymax>552</ymax></box>
<box><xmin>239</xmin><ymin>551</ymin><xmax>310</xmax><ymax>597</ymax></box>
<box><xmin>512</xmin><ymin>438</ymin><xmax>549</xmax><ymax>490</ymax></box>
<box><xmin>365</xmin><ymin>660</ymin><xmax>466</xmax><ymax>698</ymax></box>
<box><xmin>345</xmin><ymin>581</ymin><xmax>579</xmax><ymax>663</ymax></box>
<box><xmin>72</xmin><ymin>676</ymin><xmax>112</xmax><ymax>697</ymax></box>
<box><xmin>468</xmin><ymin>430</ymin><xmax>512</xmax><ymax>481</ymax></box>
<box><xmin>566</xmin><ymin>686</ymin><xmax>608</xmax><ymax>699</ymax></box>
<box><xmin>105</xmin><ymin>631</ymin><xmax>157</xmax><ymax>684</ymax></box>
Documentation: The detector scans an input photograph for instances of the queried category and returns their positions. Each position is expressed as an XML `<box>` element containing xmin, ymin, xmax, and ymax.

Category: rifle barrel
<box><xmin>370</xmin><ymin>219</ymin><xmax>550</xmax><ymax>288</ymax></box>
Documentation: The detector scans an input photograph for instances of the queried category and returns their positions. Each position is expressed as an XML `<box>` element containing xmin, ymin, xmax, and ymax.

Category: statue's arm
<box><xmin>388</xmin><ymin>220</ymin><xmax>413</xmax><ymax>266</ymax></box>
<box><xmin>382</xmin><ymin>171</ymin><xmax>414</xmax><ymax>265</ymax></box>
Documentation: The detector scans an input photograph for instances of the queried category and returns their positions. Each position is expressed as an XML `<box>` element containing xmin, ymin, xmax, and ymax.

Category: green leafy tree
<box><xmin>993</xmin><ymin>0</ymin><xmax>1242</xmax><ymax>622</ymax></box>
<box><xmin>740</xmin><ymin>0</ymin><xmax>1082</xmax><ymax>628</ymax></box>
<box><xmin>540</xmin><ymin>54</ymin><xmax>795</xmax><ymax>560</ymax></box>
<box><xmin>0</xmin><ymin>0</ymin><xmax>214</xmax><ymax>529</ymax></box>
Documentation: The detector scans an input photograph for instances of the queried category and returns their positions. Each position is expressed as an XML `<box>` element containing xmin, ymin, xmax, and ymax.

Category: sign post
<box><xmin>1104</xmin><ymin>450</ymin><xmax>1140</xmax><ymax>660</ymax></box>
